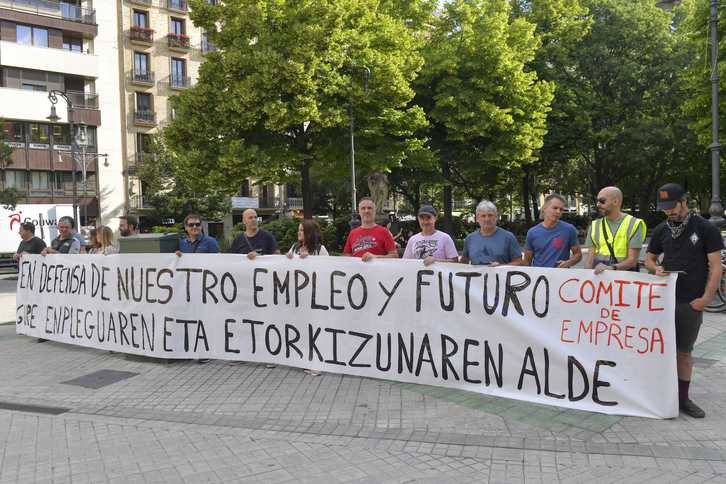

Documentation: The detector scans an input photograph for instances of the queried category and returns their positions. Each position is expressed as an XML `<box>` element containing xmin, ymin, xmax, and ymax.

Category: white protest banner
<box><xmin>16</xmin><ymin>254</ymin><xmax>678</xmax><ymax>418</ymax></box>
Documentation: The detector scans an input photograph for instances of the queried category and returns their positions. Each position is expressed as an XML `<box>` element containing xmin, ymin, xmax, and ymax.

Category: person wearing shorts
<box><xmin>645</xmin><ymin>183</ymin><xmax>724</xmax><ymax>418</ymax></box>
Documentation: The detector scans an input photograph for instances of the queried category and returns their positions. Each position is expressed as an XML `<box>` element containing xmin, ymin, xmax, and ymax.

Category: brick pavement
<box><xmin>1</xmin><ymin>275</ymin><xmax>726</xmax><ymax>483</ymax></box>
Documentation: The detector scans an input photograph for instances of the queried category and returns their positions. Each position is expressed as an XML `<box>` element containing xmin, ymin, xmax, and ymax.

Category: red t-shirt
<box><xmin>344</xmin><ymin>225</ymin><xmax>397</xmax><ymax>257</ymax></box>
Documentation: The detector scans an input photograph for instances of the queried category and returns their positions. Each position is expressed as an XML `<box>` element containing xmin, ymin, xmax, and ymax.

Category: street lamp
<box><xmin>657</xmin><ymin>0</ymin><xmax>724</xmax><ymax>227</ymax></box>
<box><xmin>57</xmin><ymin>120</ymin><xmax>109</xmax><ymax>226</ymax></box>
<box><xmin>349</xmin><ymin>66</ymin><xmax>371</xmax><ymax>230</ymax></box>
<box><xmin>47</xmin><ymin>90</ymin><xmax>79</xmax><ymax>224</ymax></box>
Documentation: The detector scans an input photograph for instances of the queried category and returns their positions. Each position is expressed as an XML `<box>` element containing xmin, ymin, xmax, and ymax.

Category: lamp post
<box><xmin>349</xmin><ymin>66</ymin><xmax>371</xmax><ymax>230</ymax></box>
<box><xmin>47</xmin><ymin>90</ymin><xmax>79</xmax><ymax>224</ymax></box>
<box><xmin>656</xmin><ymin>0</ymin><xmax>724</xmax><ymax>227</ymax></box>
<box><xmin>57</xmin><ymin>120</ymin><xmax>109</xmax><ymax>226</ymax></box>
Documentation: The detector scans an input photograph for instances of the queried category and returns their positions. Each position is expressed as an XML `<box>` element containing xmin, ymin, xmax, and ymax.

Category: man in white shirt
<box><xmin>402</xmin><ymin>205</ymin><xmax>459</xmax><ymax>266</ymax></box>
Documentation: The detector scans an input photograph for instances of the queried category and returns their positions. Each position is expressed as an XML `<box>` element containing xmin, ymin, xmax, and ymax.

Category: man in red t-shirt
<box><xmin>344</xmin><ymin>197</ymin><xmax>399</xmax><ymax>261</ymax></box>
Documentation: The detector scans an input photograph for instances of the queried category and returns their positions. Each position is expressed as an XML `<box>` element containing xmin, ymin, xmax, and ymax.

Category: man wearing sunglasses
<box><xmin>644</xmin><ymin>183</ymin><xmax>724</xmax><ymax>419</ymax></box>
<box><xmin>584</xmin><ymin>186</ymin><xmax>645</xmax><ymax>274</ymax></box>
<box><xmin>175</xmin><ymin>214</ymin><xmax>221</xmax><ymax>257</ymax></box>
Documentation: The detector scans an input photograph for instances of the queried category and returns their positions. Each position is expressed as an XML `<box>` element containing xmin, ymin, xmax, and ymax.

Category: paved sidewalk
<box><xmin>1</xmin><ymin>275</ymin><xmax>726</xmax><ymax>483</ymax></box>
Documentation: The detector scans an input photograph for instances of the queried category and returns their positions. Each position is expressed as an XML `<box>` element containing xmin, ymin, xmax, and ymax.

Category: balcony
<box><xmin>130</xmin><ymin>26</ymin><xmax>154</xmax><ymax>45</ymax></box>
<box><xmin>66</xmin><ymin>90</ymin><xmax>99</xmax><ymax>109</ymax></box>
<box><xmin>202</xmin><ymin>41</ymin><xmax>218</xmax><ymax>55</ymax></box>
<box><xmin>127</xmin><ymin>153</ymin><xmax>156</xmax><ymax>173</ymax></box>
<box><xmin>131</xmin><ymin>69</ymin><xmax>155</xmax><ymax>85</ymax></box>
<box><xmin>167</xmin><ymin>33</ymin><xmax>191</xmax><ymax>52</ymax></box>
<box><xmin>169</xmin><ymin>74</ymin><xmax>191</xmax><ymax>90</ymax></box>
<box><xmin>129</xmin><ymin>195</ymin><xmax>152</xmax><ymax>210</ymax></box>
<box><xmin>167</xmin><ymin>0</ymin><xmax>188</xmax><ymax>11</ymax></box>
<box><xmin>133</xmin><ymin>110</ymin><xmax>157</xmax><ymax>125</ymax></box>
<box><xmin>0</xmin><ymin>0</ymin><xmax>96</xmax><ymax>24</ymax></box>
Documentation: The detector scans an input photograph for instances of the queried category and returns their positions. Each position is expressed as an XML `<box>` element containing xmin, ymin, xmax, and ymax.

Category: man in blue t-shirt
<box><xmin>175</xmin><ymin>214</ymin><xmax>221</xmax><ymax>257</ymax></box>
<box><xmin>460</xmin><ymin>200</ymin><xmax>522</xmax><ymax>266</ymax></box>
<box><xmin>523</xmin><ymin>194</ymin><xmax>582</xmax><ymax>268</ymax></box>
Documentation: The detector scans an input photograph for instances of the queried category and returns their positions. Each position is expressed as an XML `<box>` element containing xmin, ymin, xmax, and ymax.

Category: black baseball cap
<box><xmin>418</xmin><ymin>205</ymin><xmax>437</xmax><ymax>217</ymax></box>
<box><xmin>656</xmin><ymin>183</ymin><xmax>686</xmax><ymax>211</ymax></box>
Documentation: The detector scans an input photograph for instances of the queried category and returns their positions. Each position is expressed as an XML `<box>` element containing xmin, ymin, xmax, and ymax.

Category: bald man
<box><xmin>230</xmin><ymin>208</ymin><xmax>281</xmax><ymax>259</ymax></box>
<box><xmin>585</xmin><ymin>186</ymin><xmax>646</xmax><ymax>274</ymax></box>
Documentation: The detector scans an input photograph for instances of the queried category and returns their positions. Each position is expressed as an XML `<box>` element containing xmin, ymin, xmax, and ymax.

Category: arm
<box><xmin>495</xmin><ymin>256</ymin><xmax>523</xmax><ymax>266</ymax></box>
<box><xmin>644</xmin><ymin>252</ymin><xmax>666</xmax><ymax>276</ymax></box>
<box><xmin>522</xmin><ymin>249</ymin><xmax>533</xmax><ymax>266</ymax></box>
<box><xmin>592</xmin><ymin>247</ymin><xmax>640</xmax><ymax>274</ymax></box>
<box><xmin>585</xmin><ymin>247</ymin><xmax>595</xmax><ymax>269</ymax></box>
<box><xmin>360</xmin><ymin>250</ymin><xmax>399</xmax><ymax>262</ymax></box>
<box><xmin>691</xmin><ymin>251</ymin><xmax>723</xmax><ymax>311</ymax></box>
<box><xmin>557</xmin><ymin>245</ymin><xmax>583</xmax><ymax>268</ymax></box>
<box><xmin>459</xmin><ymin>256</ymin><xmax>470</xmax><ymax>264</ymax></box>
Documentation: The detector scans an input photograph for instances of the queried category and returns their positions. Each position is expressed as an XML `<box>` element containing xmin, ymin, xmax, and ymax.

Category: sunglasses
<box><xmin>596</xmin><ymin>198</ymin><xmax>611</xmax><ymax>204</ymax></box>
<box><xmin>186</xmin><ymin>222</ymin><xmax>201</xmax><ymax>227</ymax></box>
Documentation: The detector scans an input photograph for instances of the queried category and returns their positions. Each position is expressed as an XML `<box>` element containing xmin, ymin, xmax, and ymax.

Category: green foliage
<box><xmin>167</xmin><ymin>0</ymin><xmax>434</xmax><ymax>218</ymax></box>
<box><xmin>137</xmin><ymin>136</ymin><xmax>233</xmax><ymax>225</ymax></box>
<box><xmin>0</xmin><ymin>118</ymin><xmax>21</xmax><ymax>210</ymax></box>
<box><xmin>229</xmin><ymin>216</ymin><xmax>349</xmax><ymax>253</ymax></box>
<box><xmin>151</xmin><ymin>223</ymin><xmax>186</xmax><ymax>234</ymax></box>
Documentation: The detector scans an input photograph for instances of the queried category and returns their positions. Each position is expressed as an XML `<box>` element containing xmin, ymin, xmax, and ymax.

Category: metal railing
<box><xmin>202</xmin><ymin>41</ymin><xmax>218</xmax><ymax>54</ymax></box>
<box><xmin>129</xmin><ymin>195</ymin><xmax>152</xmax><ymax>209</ymax></box>
<box><xmin>134</xmin><ymin>110</ymin><xmax>156</xmax><ymax>124</ymax></box>
<box><xmin>132</xmin><ymin>69</ymin><xmax>155</xmax><ymax>84</ymax></box>
<box><xmin>66</xmin><ymin>90</ymin><xmax>99</xmax><ymax>109</ymax></box>
<box><xmin>169</xmin><ymin>74</ymin><xmax>191</xmax><ymax>89</ymax></box>
<box><xmin>0</xmin><ymin>0</ymin><xmax>96</xmax><ymax>24</ymax></box>
<box><xmin>129</xmin><ymin>152</ymin><xmax>156</xmax><ymax>167</ymax></box>
<box><xmin>130</xmin><ymin>26</ymin><xmax>154</xmax><ymax>44</ymax></box>
<box><xmin>167</xmin><ymin>0</ymin><xmax>187</xmax><ymax>10</ymax></box>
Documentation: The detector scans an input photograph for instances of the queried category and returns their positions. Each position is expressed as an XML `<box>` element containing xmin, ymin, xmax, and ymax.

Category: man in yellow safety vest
<box><xmin>585</xmin><ymin>186</ymin><xmax>646</xmax><ymax>274</ymax></box>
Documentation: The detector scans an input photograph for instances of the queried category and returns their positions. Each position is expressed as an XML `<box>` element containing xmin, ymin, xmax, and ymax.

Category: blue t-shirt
<box><xmin>178</xmin><ymin>235</ymin><xmax>221</xmax><ymax>254</ymax></box>
<box><xmin>525</xmin><ymin>221</ymin><xmax>579</xmax><ymax>268</ymax></box>
<box><xmin>463</xmin><ymin>228</ymin><xmax>522</xmax><ymax>265</ymax></box>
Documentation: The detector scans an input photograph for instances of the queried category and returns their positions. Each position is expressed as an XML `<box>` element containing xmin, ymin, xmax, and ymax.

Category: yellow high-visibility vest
<box><xmin>590</xmin><ymin>214</ymin><xmax>646</xmax><ymax>260</ymax></box>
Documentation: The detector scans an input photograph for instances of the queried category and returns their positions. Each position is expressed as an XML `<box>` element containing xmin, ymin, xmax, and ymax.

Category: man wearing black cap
<box><xmin>644</xmin><ymin>183</ymin><xmax>724</xmax><ymax>418</ymax></box>
<box><xmin>402</xmin><ymin>205</ymin><xmax>459</xmax><ymax>265</ymax></box>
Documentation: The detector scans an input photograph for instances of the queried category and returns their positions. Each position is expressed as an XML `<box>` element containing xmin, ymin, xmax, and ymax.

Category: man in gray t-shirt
<box><xmin>460</xmin><ymin>200</ymin><xmax>522</xmax><ymax>266</ymax></box>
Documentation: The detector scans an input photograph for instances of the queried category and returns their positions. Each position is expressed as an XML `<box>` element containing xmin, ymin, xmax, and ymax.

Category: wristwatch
<box><xmin>613</xmin><ymin>264</ymin><xmax>618</xmax><ymax>271</ymax></box>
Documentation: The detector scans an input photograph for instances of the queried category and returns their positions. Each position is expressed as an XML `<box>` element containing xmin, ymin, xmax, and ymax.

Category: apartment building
<box><xmin>120</xmin><ymin>0</ymin><xmax>213</xmax><ymax>226</ymax></box>
<box><xmin>0</xmin><ymin>0</ymin><xmax>124</xmax><ymax>226</ymax></box>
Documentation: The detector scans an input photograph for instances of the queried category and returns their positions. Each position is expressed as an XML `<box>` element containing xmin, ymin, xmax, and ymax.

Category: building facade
<box><xmin>0</xmin><ymin>0</ymin><xmax>124</xmax><ymax>228</ymax></box>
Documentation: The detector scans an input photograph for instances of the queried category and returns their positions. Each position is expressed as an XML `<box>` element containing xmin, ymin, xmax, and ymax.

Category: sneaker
<box><xmin>198</xmin><ymin>359</ymin><xmax>211</xmax><ymax>364</ymax></box>
<box><xmin>228</xmin><ymin>361</ymin><xmax>243</xmax><ymax>366</ymax></box>
<box><xmin>680</xmin><ymin>399</ymin><xmax>705</xmax><ymax>418</ymax></box>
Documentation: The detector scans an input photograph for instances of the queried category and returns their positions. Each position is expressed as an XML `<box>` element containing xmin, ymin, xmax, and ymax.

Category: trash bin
<box><xmin>118</xmin><ymin>233</ymin><xmax>181</xmax><ymax>253</ymax></box>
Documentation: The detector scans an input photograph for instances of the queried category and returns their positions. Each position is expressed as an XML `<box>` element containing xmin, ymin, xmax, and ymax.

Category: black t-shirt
<box><xmin>230</xmin><ymin>230</ymin><xmax>280</xmax><ymax>255</ymax></box>
<box><xmin>16</xmin><ymin>237</ymin><xmax>46</xmax><ymax>255</ymax></box>
<box><xmin>647</xmin><ymin>214</ymin><xmax>724</xmax><ymax>303</ymax></box>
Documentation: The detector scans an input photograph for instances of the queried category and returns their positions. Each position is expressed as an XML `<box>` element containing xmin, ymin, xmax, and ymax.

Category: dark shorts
<box><xmin>675</xmin><ymin>302</ymin><xmax>704</xmax><ymax>353</ymax></box>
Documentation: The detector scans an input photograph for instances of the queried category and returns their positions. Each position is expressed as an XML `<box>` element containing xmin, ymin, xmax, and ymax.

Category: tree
<box><xmin>410</xmin><ymin>0</ymin><xmax>555</xmax><ymax>234</ymax></box>
<box><xmin>537</xmin><ymin>0</ymin><xmax>701</xmax><ymax>219</ymax></box>
<box><xmin>137</xmin><ymin>136</ymin><xmax>232</xmax><ymax>225</ymax></box>
<box><xmin>164</xmin><ymin>0</ymin><xmax>434</xmax><ymax>218</ymax></box>
<box><xmin>0</xmin><ymin>118</ymin><xmax>23</xmax><ymax>210</ymax></box>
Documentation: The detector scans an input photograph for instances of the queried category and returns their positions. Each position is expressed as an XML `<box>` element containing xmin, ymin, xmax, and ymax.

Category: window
<box><xmin>63</xmin><ymin>37</ymin><xmax>83</xmax><ymax>52</ymax></box>
<box><xmin>171</xmin><ymin>58</ymin><xmax>186</xmax><ymax>87</ymax></box>
<box><xmin>54</xmin><ymin>172</ymin><xmax>72</xmax><ymax>194</ymax></box>
<box><xmin>16</xmin><ymin>25</ymin><xmax>48</xmax><ymax>47</ymax></box>
<box><xmin>31</xmin><ymin>172</ymin><xmax>50</xmax><ymax>190</ymax></box>
<box><xmin>135</xmin><ymin>52</ymin><xmax>149</xmax><ymax>71</ymax></box>
<box><xmin>29</xmin><ymin>124</ymin><xmax>50</xmax><ymax>143</ymax></box>
<box><xmin>133</xmin><ymin>11</ymin><xmax>148</xmax><ymax>28</ymax></box>
<box><xmin>137</xmin><ymin>133</ymin><xmax>152</xmax><ymax>153</ymax></box>
<box><xmin>1</xmin><ymin>68</ymin><xmax>62</xmax><ymax>91</ymax></box>
<box><xmin>6</xmin><ymin>171</ymin><xmax>26</xmax><ymax>189</ymax></box>
<box><xmin>137</xmin><ymin>93</ymin><xmax>151</xmax><ymax>111</ymax></box>
<box><xmin>52</xmin><ymin>125</ymin><xmax>70</xmax><ymax>145</ymax></box>
<box><xmin>4</xmin><ymin>122</ymin><xmax>24</xmax><ymax>142</ymax></box>
<box><xmin>171</xmin><ymin>18</ymin><xmax>185</xmax><ymax>35</ymax></box>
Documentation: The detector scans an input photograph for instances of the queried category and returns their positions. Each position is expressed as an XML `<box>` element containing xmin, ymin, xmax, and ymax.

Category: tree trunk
<box><xmin>301</xmin><ymin>159</ymin><xmax>312</xmax><ymax>219</ymax></box>
<box><xmin>522</xmin><ymin>165</ymin><xmax>532</xmax><ymax>228</ymax></box>
<box><xmin>441</xmin><ymin>161</ymin><xmax>454</xmax><ymax>236</ymax></box>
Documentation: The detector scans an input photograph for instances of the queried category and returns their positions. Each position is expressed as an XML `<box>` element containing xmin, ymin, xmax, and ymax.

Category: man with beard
<box><xmin>645</xmin><ymin>183</ymin><xmax>724</xmax><ymax>418</ymax></box>
<box><xmin>402</xmin><ymin>205</ymin><xmax>458</xmax><ymax>265</ymax></box>
<box><xmin>460</xmin><ymin>200</ymin><xmax>522</xmax><ymax>266</ymax></box>
<box><xmin>523</xmin><ymin>194</ymin><xmax>582</xmax><ymax>268</ymax></box>
<box><xmin>116</xmin><ymin>215</ymin><xmax>137</xmax><ymax>253</ymax></box>
<box><xmin>13</xmin><ymin>222</ymin><xmax>46</xmax><ymax>259</ymax></box>
<box><xmin>584</xmin><ymin>186</ymin><xmax>645</xmax><ymax>274</ymax></box>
